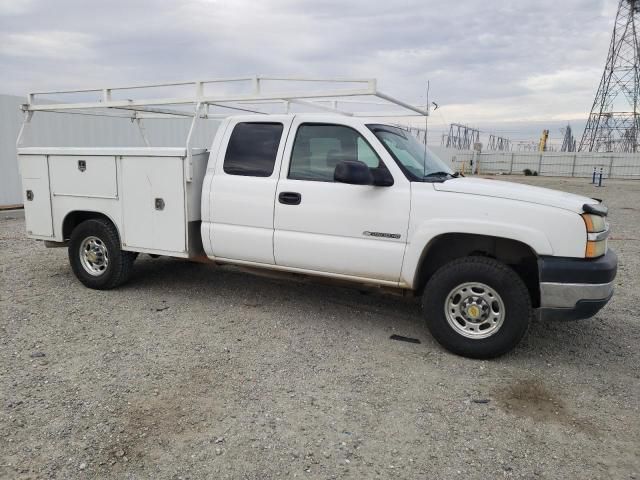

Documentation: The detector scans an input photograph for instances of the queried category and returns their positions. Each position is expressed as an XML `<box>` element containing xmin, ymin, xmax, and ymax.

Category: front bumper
<box><xmin>537</xmin><ymin>250</ymin><xmax>617</xmax><ymax>321</ymax></box>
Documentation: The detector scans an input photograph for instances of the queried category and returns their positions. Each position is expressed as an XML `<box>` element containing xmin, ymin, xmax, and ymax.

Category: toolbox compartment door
<box><xmin>49</xmin><ymin>155</ymin><xmax>117</xmax><ymax>199</ymax></box>
<box><xmin>121</xmin><ymin>156</ymin><xmax>186</xmax><ymax>253</ymax></box>
<box><xmin>20</xmin><ymin>155</ymin><xmax>53</xmax><ymax>237</ymax></box>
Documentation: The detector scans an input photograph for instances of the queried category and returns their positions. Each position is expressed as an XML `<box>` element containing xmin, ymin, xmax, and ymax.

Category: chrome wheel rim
<box><xmin>445</xmin><ymin>282</ymin><xmax>505</xmax><ymax>339</ymax></box>
<box><xmin>79</xmin><ymin>236</ymin><xmax>109</xmax><ymax>276</ymax></box>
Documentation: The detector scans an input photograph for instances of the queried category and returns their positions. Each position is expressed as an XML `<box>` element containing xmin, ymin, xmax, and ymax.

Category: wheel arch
<box><xmin>62</xmin><ymin>210</ymin><xmax>120</xmax><ymax>242</ymax></box>
<box><xmin>412</xmin><ymin>232</ymin><xmax>541</xmax><ymax>307</ymax></box>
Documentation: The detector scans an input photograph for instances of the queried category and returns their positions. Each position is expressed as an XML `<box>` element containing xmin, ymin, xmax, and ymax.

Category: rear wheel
<box><xmin>68</xmin><ymin>218</ymin><xmax>136</xmax><ymax>290</ymax></box>
<box><xmin>422</xmin><ymin>256</ymin><xmax>532</xmax><ymax>359</ymax></box>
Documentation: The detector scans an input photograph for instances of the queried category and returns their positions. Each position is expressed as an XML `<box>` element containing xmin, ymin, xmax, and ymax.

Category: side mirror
<box><xmin>334</xmin><ymin>160</ymin><xmax>374</xmax><ymax>185</ymax></box>
<box><xmin>371</xmin><ymin>167</ymin><xmax>394</xmax><ymax>187</ymax></box>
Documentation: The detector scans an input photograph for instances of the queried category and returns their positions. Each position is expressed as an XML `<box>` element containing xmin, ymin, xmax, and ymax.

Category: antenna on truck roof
<box><xmin>424</xmin><ymin>80</ymin><xmax>430</xmax><ymax>179</ymax></box>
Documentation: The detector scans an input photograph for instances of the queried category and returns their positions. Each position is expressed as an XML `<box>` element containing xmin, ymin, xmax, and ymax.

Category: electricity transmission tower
<box><xmin>579</xmin><ymin>0</ymin><xmax>640</xmax><ymax>152</ymax></box>
<box><xmin>487</xmin><ymin>135</ymin><xmax>511</xmax><ymax>151</ymax></box>
<box><xmin>561</xmin><ymin>124</ymin><xmax>577</xmax><ymax>152</ymax></box>
<box><xmin>443</xmin><ymin>123</ymin><xmax>480</xmax><ymax>150</ymax></box>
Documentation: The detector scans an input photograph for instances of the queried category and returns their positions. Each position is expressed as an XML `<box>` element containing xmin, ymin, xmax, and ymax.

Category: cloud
<box><xmin>0</xmin><ymin>0</ymin><xmax>35</xmax><ymax>15</ymax></box>
<box><xmin>523</xmin><ymin>68</ymin><xmax>602</xmax><ymax>94</ymax></box>
<box><xmin>0</xmin><ymin>0</ymin><xmax>621</xmax><ymax>143</ymax></box>
<box><xmin>0</xmin><ymin>31</ymin><xmax>95</xmax><ymax>59</ymax></box>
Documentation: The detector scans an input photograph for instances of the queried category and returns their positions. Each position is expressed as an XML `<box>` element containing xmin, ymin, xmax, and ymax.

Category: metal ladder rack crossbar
<box><xmin>21</xmin><ymin>76</ymin><xmax>427</xmax><ymax>117</ymax></box>
<box><xmin>17</xmin><ymin>76</ymin><xmax>428</xmax><ymax>181</ymax></box>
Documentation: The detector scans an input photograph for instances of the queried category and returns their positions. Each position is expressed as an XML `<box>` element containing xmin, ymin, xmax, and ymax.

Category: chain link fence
<box><xmin>448</xmin><ymin>151</ymin><xmax>640</xmax><ymax>179</ymax></box>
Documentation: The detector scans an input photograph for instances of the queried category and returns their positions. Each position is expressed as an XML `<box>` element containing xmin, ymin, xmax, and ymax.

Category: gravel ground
<box><xmin>1</xmin><ymin>175</ymin><xmax>639</xmax><ymax>480</ymax></box>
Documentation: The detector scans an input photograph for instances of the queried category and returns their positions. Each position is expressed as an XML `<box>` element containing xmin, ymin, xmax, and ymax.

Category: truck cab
<box><xmin>200</xmin><ymin>114</ymin><xmax>616</xmax><ymax>350</ymax></box>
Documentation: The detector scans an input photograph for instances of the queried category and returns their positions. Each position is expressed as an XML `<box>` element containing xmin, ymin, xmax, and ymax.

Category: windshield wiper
<box><xmin>423</xmin><ymin>171</ymin><xmax>458</xmax><ymax>178</ymax></box>
<box><xmin>421</xmin><ymin>171</ymin><xmax>460</xmax><ymax>182</ymax></box>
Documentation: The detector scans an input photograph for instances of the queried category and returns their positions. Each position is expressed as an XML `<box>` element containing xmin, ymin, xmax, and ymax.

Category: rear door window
<box><xmin>223</xmin><ymin>122</ymin><xmax>284</xmax><ymax>177</ymax></box>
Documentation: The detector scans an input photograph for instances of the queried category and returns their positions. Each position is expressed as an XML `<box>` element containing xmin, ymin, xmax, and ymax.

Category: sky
<box><xmin>0</xmin><ymin>0</ymin><xmax>622</xmax><ymax>146</ymax></box>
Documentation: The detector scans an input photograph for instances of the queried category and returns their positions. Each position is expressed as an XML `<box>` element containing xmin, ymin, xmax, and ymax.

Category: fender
<box><xmin>401</xmin><ymin>218</ymin><xmax>552</xmax><ymax>288</ymax></box>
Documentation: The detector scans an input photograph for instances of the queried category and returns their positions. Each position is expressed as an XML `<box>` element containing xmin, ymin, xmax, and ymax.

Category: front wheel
<box><xmin>422</xmin><ymin>256</ymin><xmax>532</xmax><ymax>359</ymax></box>
<box><xmin>68</xmin><ymin>218</ymin><xmax>136</xmax><ymax>290</ymax></box>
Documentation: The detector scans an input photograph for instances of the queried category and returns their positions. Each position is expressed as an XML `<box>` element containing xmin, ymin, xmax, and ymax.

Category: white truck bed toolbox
<box><xmin>17</xmin><ymin>147</ymin><xmax>208</xmax><ymax>257</ymax></box>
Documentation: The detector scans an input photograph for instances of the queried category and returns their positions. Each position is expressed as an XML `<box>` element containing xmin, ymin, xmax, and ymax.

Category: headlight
<box><xmin>582</xmin><ymin>213</ymin><xmax>606</xmax><ymax>233</ymax></box>
<box><xmin>581</xmin><ymin>213</ymin><xmax>608</xmax><ymax>258</ymax></box>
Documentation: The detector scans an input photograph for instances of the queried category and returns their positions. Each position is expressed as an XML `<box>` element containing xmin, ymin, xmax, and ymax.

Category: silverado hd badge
<box><xmin>363</xmin><ymin>231</ymin><xmax>401</xmax><ymax>239</ymax></box>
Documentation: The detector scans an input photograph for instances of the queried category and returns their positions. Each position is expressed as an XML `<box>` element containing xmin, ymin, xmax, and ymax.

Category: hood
<box><xmin>433</xmin><ymin>177</ymin><xmax>598</xmax><ymax>213</ymax></box>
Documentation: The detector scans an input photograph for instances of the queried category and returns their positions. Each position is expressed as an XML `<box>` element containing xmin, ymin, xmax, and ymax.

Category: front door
<box><xmin>209</xmin><ymin>116</ymin><xmax>292</xmax><ymax>264</ymax></box>
<box><xmin>274</xmin><ymin>119</ymin><xmax>411</xmax><ymax>283</ymax></box>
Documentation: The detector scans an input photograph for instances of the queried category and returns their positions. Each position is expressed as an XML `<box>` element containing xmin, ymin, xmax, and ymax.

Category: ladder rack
<box><xmin>21</xmin><ymin>76</ymin><xmax>427</xmax><ymax>117</ymax></box>
<box><xmin>17</xmin><ymin>76</ymin><xmax>429</xmax><ymax>179</ymax></box>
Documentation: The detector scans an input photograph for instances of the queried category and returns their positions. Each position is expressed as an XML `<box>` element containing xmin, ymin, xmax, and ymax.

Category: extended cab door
<box><xmin>273</xmin><ymin>118</ymin><xmax>411</xmax><ymax>283</ymax></box>
<box><xmin>208</xmin><ymin>116</ymin><xmax>292</xmax><ymax>264</ymax></box>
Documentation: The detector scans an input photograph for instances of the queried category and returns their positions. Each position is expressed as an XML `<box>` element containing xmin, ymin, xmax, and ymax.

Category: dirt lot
<box><xmin>1</xmin><ymin>175</ymin><xmax>639</xmax><ymax>479</ymax></box>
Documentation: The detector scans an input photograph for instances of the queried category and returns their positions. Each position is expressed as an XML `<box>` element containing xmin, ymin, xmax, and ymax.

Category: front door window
<box><xmin>288</xmin><ymin>124</ymin><xmax>383</xmax><ymax>182</ymax></box>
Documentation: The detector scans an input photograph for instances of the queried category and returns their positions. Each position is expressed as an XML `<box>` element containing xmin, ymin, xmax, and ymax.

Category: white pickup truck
<box><xmin>17</xmin><ymin>78</ymin><xmax>617</xmax><ymax>358</ymax></box>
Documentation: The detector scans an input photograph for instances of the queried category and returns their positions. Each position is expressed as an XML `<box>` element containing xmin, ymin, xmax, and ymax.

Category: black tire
<box><xmin>68</xmin><ymin>218</ymin><xmax>136</xmax><ymax>290</ymax></box>
<box><xmin>422</xmin><ymin>256</ymin><xmax>532</xmax><ymax>359</ymax></box>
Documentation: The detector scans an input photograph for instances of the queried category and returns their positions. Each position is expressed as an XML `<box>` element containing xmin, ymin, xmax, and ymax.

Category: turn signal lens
<box><xmin>586</xmin><ymin>240</ymin><xmax>607</xmax><ymax>258</ymax></box>
<box><xmin>582</xmin><ymin>213</ymin><xmax>608</xmax><ymax>258</ymax></box>
<box><xmin>581</xmin><ymin>213</ymin><xmax>606</xmax><ymax>232</ymax></box>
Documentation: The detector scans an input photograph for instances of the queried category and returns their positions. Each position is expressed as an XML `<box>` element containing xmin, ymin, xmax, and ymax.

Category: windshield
<box><xmin>367</xmin><ymin>124</ymin><xmax>454</xmax><ymax>181</ymax></box>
